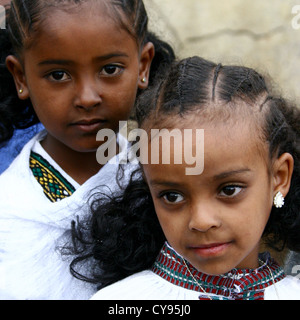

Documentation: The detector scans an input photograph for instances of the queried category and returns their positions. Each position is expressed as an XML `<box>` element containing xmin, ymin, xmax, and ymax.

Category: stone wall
<box><xmin>145</xmin><ymin>0</ymin><xmax>300</xmax><ymax>103</ymax></box>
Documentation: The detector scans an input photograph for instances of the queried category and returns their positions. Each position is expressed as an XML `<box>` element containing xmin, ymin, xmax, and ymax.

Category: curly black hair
<box><xmin>68</xmin><ymin>167</ymin><xmax>165</xmax><ymax>288</ymax></box>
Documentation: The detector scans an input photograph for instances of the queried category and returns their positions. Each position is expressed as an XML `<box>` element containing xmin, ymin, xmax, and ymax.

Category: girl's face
<box><xmin>143</xmin><ymin>116</ymin><xmax>275</xmax><ymax>275</ymax></box>
<box><xmin>7</xmin><ymin>2</ymin><xmax>153</xmax><ymax>154</ymax></box>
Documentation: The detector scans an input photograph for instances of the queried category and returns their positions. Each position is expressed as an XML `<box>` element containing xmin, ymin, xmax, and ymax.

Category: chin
<box><xmin>190</xmin><ymin>258</ymin><xmax>236</xmax><ymax>276</ymax></box>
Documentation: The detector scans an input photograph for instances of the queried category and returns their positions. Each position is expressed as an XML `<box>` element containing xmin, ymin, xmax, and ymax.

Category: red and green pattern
<box><xmin>152</xmin><ymin>242</ymin><xmax>285</xmax><ymax>300</ymax></box>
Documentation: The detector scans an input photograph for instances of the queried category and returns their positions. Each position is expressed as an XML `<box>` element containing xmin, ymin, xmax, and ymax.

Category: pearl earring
<box><xmin>19</xmin><ymin>89</ymin><xmax>23</xmax><ymax>94</ymax></box>
<box><xmin>141</xmin><ymin>77</ymin><xmax>147</xmax><ymax>83</ymax></box>
<box><xmin>273</xmin><ymin>191</ymin><xmax>284</xmax><ymax>208</ymax></box>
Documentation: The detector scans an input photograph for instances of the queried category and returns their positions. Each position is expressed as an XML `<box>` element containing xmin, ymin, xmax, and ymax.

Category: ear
<box><xmin>138</xmin><ymin>42</ymin><xmax>155</xmax><ymax>90</ymax></box>
<box><xmin>272</xmin><ymin>152</ymin><xmax>294</xmax><ymax>198</ymax></box>
<box><xmin>6</xmin><ymin>55</ymin><xmax>30</xmax><ymax>100</ymax></box>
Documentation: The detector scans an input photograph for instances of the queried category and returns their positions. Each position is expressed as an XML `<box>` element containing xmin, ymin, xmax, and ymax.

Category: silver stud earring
<box><xmin>273</xmin><ymin>191</ymin><xmax>284</xmax><ymax>208</ymax></box>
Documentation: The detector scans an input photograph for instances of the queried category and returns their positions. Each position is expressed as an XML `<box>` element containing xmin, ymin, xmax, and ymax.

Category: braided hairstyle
<box><xmin>0</xmin><ymin>0</ymin><xmax>175</xmax><ymax>143</ymax></box>
<box><xmin>136</xmin><ymin>56</ymin><xmax>300</xmax><ymax>252</ymax></box>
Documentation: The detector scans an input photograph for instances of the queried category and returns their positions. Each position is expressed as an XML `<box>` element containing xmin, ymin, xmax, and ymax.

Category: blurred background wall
<box><xmin>144</xmin><ymin>0</ymin><xmax>300</xmax><ymax>104</ymax></box>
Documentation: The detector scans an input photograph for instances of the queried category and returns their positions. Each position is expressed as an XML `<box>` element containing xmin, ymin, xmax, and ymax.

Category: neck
<box><xmin>41</xmin><ymin>136</ymin><xmax>107</xmax><ymax>185</ymax></box>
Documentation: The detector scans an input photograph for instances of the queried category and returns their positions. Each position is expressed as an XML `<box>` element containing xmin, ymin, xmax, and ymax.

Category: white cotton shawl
<box><xmin>0</xmin><ymin>130</ymin><xmax>135</xmax><ymax>300</ymax></box>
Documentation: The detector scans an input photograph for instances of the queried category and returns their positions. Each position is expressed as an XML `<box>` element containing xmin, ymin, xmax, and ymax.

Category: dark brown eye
<box><xmin>223</xmin><ymin>186</ymin><xmax>236</xmax><ymax>196</ymax></box>
<box><xmin>103</xmin><ymin>65</ymin><xmax>117</xmax><ymax>74</ymax></box>
<box><xmin>219</xmin><ymin>186</ymin><xmax>243</xmax><ymax>198</ymax></box>
<box><xmin>162</xmin><ymin>192</ymin><xmax>184</xmax><ymax>204</ymax></box>
<box><xmin>49</xmin><ymin>71</ymin><xmax>69</xmax><ymax>81</ymax></box>
<box><xmin>101</xmin><ymin>65</ymin><xmax>123</xmax><ymax>76</ymax></box>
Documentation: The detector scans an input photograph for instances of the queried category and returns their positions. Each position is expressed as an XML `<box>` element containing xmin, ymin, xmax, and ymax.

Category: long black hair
<box><xmin>0</xmin><ymin>0</ymin><xmax>175</xmax><ymax>144</ymax></box>
<box><xmin>69</xmin><ymin>56</ymin><xmax>300</xmax><ymax>289</ymax></box>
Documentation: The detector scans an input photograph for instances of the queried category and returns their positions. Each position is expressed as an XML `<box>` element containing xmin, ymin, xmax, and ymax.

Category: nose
<box><xmin>188</xmin><ymin>202</ymin><xmax>222</xmax><ymax>233</ymax></box>
<box><xmin>74</xmin><ymin>79</ymin><xmax>102</xmax><ymax>110</ymax></box>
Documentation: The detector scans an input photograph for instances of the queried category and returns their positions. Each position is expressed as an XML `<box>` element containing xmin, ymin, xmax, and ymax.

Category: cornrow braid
<box><xmin>7</xmin><ymin>2</ymin><xmax>24</xmax><ymax>53</ymax></box>
<box><xmin>11</xmin><ymin>1</ymin><xmax>26</xmax><ymax>38</ymax></box>
<box><xmin>111</xmin><ymin>0</ymin><xmax>148</xmax><ymax>44</ymax></box>
<box><xmin>212</xmin><ymin>63</ymin><xmax>222</xmax><ymax>101</ymax></box>
<box><xmin>177</xmin><ymin>58</ymin><xmax>188</xmax><ymax>114</ymax></box>
<box><xmin>111</xmin><ymin>0</ymin><xmax>175</xmax><ymax>87</ymax></box>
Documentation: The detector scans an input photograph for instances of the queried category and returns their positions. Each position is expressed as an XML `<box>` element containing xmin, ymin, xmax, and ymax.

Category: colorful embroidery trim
<box><xmin>152</xmin><ymin>242</ymin><xmax>285</xmax><ymax>300</ymax></box>
<box><xmin>30</xmin><ymin>151</ymin><xmax>76</xmax><ymax>202</ymax></box>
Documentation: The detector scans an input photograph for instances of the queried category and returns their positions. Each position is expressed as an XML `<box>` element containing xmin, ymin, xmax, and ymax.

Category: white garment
<box><xmin>91</xmin><ymin>270</ymin><xmax>300</xmax><ymax>300</ymax></box>
<box><xmin>0</xmin><ymin>130</ymin><xmax>136</xmax><ymax>300</ymax></box>
<box><xmin>31</xmin><ymin>135</ymin><xmax>80</xmax><ymax>190</ymax></box>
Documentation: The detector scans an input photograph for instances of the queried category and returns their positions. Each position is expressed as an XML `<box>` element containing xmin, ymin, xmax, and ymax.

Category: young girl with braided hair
<box><xmin>0</xmin><ymin>0</ymin><xmax>175</xmax><ymax>299</ymax></box>
<box><xmin>69</xmin><ymin>56</ymin><xmax>300</xmax><ymax>300</ymax></box>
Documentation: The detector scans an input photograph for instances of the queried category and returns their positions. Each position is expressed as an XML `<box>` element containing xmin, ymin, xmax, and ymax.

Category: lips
<box><xmin>71</xmin><ymin>118</ymin><xmax>107</xmax><ymax>133</ymax></box>
<box><xmin>73</xmin><ymin>118</ymin><xmax>106</xmax><ymax>125</ymax></box>
<box><xmin>189</xmin><ymin>242</ymin><xmax>231</xmax><ymax>257</ymax></box>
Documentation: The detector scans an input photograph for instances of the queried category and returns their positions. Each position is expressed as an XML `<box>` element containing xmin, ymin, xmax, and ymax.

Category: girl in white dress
<box><xmin>0</xmin><ymin>0</ymin><xmax>175</xmax><ymax>300</ymax></box>
<box><xmin>70</xmin><ymin>56</ymin><xmax>300</xmax><ymax>300</ymax></box>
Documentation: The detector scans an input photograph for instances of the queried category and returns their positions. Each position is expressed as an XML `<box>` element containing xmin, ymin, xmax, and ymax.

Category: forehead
<box><xmin>23</xmin><ymin>2</ymin><xmax>138</xmax><ymax>62</ymax></box>
<box><xmin>142</xmin><ymin>111</ymin><xmax>270</xmax><ymax>179</ymax></box>
<box><xmin>25</xmin><ymin>0</ymin><xmax>134</xmax><ymax>49</ymax></box>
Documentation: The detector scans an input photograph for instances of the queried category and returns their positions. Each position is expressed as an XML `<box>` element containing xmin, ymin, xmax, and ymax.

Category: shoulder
<box><xmin>91</xmin><ymin>270</ymin><xmax>200</xmax><ymax>300</ymax></box>
<box><xmin>90</xmin><ymin>271</ymin><xmax>160</xmax><ymax>300</ymax></box>
<box><xmin>0</xmin><ymin>125</ymin><xmax>44</xmax><ymax>174</ymax></box>
<box><xmin>265</xmin><ymin>276</ymin><xmax>300</xmax><ymax>300</ymax></box>
<box><xmin>0</xmin><ymin>131</ymin><xmax>44</xmax><ymax>201</ymax></box>
<box><xmin>0</xmin><ymin>130</ymin><xmax>44</xmax><ymax>178</ymax></box>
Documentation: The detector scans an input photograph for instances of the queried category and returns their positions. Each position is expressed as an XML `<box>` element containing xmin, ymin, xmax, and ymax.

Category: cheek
<box><xmin>153</xmin><ymin>206</ymin><xmax>169</xmax><ymax>235</ymax></box>
<box><xmin>105</xmin><ymin>86</ymin><xmax>138</xmax><ymax>123</ymax></box>
<box><xmin>29</xmin><ymin>85</ymin><xmax>67</xmax><ymax>120</ymax></box>
<box><xmin>32</xmin><ymin>102</ymin><xmax>66</xmax><ymax>128</ymax></box>
<box><xmin>117</xmin><ymin>84</ymin><xmax>138</xmax><ymax>112</ymax></box>
<box><xmin>235</xmin><ymin>175</ymin><xmax>273</xmax><ymax>235</ymax></box>
<box><xmin>232</xmin><ymin>199</ymin><xmax>272</xmax><ymax>248</ymax></box>
<box><xmin>154</xmin><ymin>207</ymin><xmax>185</xmax><ymax>245</ymax></box>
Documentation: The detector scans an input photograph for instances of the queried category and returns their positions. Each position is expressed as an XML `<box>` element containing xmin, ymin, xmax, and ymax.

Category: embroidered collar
<box><xmin>30</xmin><ymin>151</ymin><xmax>76</xmax><ymax>202</ymax></box>
<box><xmin>152</xmin><ymin>242</ymin><xmax>285</xmax><ymax>300</ymax></box>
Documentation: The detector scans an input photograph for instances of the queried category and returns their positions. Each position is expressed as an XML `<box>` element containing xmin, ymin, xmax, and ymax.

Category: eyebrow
<box><xmin>38</xmin><ymin>53</ymin><xmax>129</xmax><ymax>66</ymax></box>
<box><xmin>149</xmin><ymin>180</ymin><xmax>183</xmax><ymax>188</ymax></box>
<box><xmin>94</xmin><ymin>53</ymin><xmax>129</xmax><ymax>62</ymax></box>
<box><xmin>148</xmin><ymin>169</ymin><xmax>252</xmax><ymax>188</ymax></box>
<box><xmin>213</xmin><ymin>168</ymin><xmax>252</xmax><ymax>181</ymax></box>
